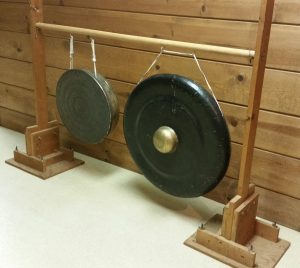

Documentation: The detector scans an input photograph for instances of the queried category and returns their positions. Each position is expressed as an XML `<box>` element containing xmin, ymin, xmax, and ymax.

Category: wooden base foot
<box><xmin>5</xmin><ymin>122</ymin><xmax>84</xmax><ymax>179</ymax></box>
<box><xmin>184</xmin><ymin>215</ymin><xmax>290</xmax><ymax>268</ymax></box>
<box><xmin>6</xmin><ymin>148</ymin><xmax>84</xmax><ymax>179</ymax></box>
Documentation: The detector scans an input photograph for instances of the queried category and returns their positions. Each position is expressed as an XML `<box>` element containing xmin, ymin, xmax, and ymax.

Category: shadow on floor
<box><xmin>127</xmin><ymin>177</ymin><xmax>222</xmax><ymax>221</ymax></box>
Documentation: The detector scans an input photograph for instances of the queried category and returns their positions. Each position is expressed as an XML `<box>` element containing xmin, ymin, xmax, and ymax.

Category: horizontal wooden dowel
<box><xmin>36</xmin><ymin>22</ymin><xmax>255</xmax><ymax>58</ymax></box>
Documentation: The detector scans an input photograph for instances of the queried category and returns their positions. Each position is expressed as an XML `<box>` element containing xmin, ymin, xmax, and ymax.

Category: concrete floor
<box><xmin>0</xmin><ymin>126</ymin><xmax>299</xmax><ymax>268</ymax></box>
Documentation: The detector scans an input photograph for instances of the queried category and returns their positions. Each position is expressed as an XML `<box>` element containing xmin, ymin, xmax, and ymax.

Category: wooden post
<box><xmin>220</xmin><ymin>0</ymin><xmax>276</xmax><ymax>241</ymax></box>
<box><xmin>6</xmin><ymin>0</ymin><xmax>84</xmax><ymax>179</ymax></box>
<box><xmin>30</xmin><ymin>0</ymin><xmax>49</xmax><ymax>130</ymax></box>
<box><xmin>185</xmin><ymin>1</ymin><xmax>290</xmax><ymax>267</ymax></box>
<box><xmin>237</xmin><ymin>0</ymin><xmax>275</xmax><ymax>198</ymax></box>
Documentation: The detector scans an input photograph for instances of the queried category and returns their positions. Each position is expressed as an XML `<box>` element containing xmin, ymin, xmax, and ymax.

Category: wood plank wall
<box><xmin>0</xmin><ymin>0</ymin><xmax>299</xmax><ymax>230</ymax></box>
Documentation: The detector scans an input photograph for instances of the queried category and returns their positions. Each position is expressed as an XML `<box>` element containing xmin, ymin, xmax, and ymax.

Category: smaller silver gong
<box><xmin>56</xmin><ymin>69</ymin><xmax>119</xmax><ymax>144</ymax></box>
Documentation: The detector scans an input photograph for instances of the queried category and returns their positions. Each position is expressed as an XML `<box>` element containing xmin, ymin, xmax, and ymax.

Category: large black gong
<box><xmin>124</xmin><ymin>74</ymin><xmax>230</xmax><ymax>198</ymax></box>
<box><xmin>56</xmin><ymin>69</ymin><xmax>118</xmax><ymax>144</ymax></box>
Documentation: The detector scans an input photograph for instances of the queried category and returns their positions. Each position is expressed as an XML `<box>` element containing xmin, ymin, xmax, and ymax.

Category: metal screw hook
<box><xmin>272</xmin><ymin>222</ymin><xmax>277</xmax><ymax>228</ymax></box>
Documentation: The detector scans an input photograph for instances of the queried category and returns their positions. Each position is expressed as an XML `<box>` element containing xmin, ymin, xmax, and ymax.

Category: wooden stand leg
<box><xmin>6</xmin><ymin>121</ymin><xmax>84</xmax><ymax>179</ymax></box>
<box><xmin>184</xmin><ymin>189</ymin><xmax>290</xmax><ymax>268</ymax></box>
<box><xmin>5</xmin><ymin>1</ymin><xmax>84</xmax><ymax>178</ymax></box>
<box><xmin>185</xmin><ymin>0</ymin><xmax>290</xmax><ymax>267</ymax></box>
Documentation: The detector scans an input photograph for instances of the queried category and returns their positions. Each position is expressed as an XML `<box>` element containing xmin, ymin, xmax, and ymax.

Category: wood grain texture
<box><xmin>41</xmin><ymin>5</ymin><xmax>300</xmax><ymax>72</ymax></box>
<box><xmin>53</xmin><ymin>0</ymin><xmax>300</xmax><ymax>25</ymax></box>
<box><xmin>196</xmin><ymin>228</ymin><xmax>256</xmax><ymax>267</ymax></box>
<box><xmin>0</xmin><ymin>2</ymin><xmax>29</xmax><ymax>33</ymax></box>
<box><xmin>42</xmin><ymin>6</ymin><xmax>256</xmax><ymax>49</ymax></box>
<box><xmin>0</xmin><ymin>30</ymin><xmax>300</xmax><ymax>116</ymax></box>
<box><xmin>232</xmin><ymin>193</ymin><xmax>259</xmax><ymax>244</ymax></box>
<box><xmin>3</xmin><ymin>0</ymin><xmax>300</xmax><ymax>25</ymax></box>
<box><xmin>1</xmin><ymin>77</ymin><xmax>299</xmax><ymax>159</ymax></box>
<box><xmin>205</xmin><ymin>177</ymin><xmax>300</xmax><ymax>231</ymax></box>
<box><xmin>6</xmin><ymin>149</ymin><xmax>84</xmax><ymax>179</ymax></box>
<box><xmin>0</xmin><ymin>0</ymin><xmax>299</xmax><ymax>231</ymax></box>
<box><xmin>251</xmin><ymin>148</ymin><xmax>300</xmax><ymax>199</ymax></box>
<box><xmin>255</xmin><ymin>219</ymin><xmax>279</xmax><ymax>242</ymax></box>
<box><xmin>185</xmin><ymin>230</ymin><xmax>290</xmax><ymax>268</ymax></box>
<box><xmin>0</xmin><ymin>105</ymin><xmax>299</xmax><ymax>200</ymax></box>
<box><xmin>238</xmin><ymin>0</ymin><xmax>275</xmax><ymax>198</ymax></box>
<box><xmin>44</xmin><ymin>59</ymin><xmax>300</xmax><ymax>117</ymax></box>
<box><xmin>30</xmin><ymin>0</ymin><xmax>49</xmax><ymax>129</ymax></box>
<box><xmin>0</xmin><ymin>107</ymin><xmax>299</xmax><ymax>230</ymax></box>
<box><xmin>1</xmin><ymin>3</ymin><xmax>300</xmax><ymax>71</ymax></box>
<box><xmin>0</xmin><ymin>107</ymin><xmax>35</xmax><ymax>133</ymax></box>
<box><xmin>0</xmin><ymin>58</ymin><xmax>34</xmax><ymax>89</ymax></box>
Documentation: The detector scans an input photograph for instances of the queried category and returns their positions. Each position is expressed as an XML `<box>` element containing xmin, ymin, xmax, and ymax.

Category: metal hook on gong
<box><xmin>69</xmin><ymin>35</ymin><xmax>98</xmax><ymax>77</ymax></box>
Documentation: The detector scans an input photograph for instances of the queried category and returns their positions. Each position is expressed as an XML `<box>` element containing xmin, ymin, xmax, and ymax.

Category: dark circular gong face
<box><xmin>124</xmin><ymin>74</ymin><xmax>231</xmax><ymax>198</ymax></box>
<box><xmin>56</xmin><ymin>69</ymin><xmax>116</xmax><ymax>144</ymax></box>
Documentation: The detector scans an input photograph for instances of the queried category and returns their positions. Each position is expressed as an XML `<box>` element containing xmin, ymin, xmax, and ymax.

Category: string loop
<box><xmin>138</xmin><ymin>47</ymin><xmax>164</xmax><ymax>84</ymax></box>
<box><xmin>191</xmin><ymin>52</ymin><xmax>221</xmax><ymax>112</ymax></box>
<box><xmin>90</xmin><ymin>38</ymin><xmax>97</xmax><ymax>76</ymax></box>
<box><xmin>138</xmin><ymin>48</ymin><xmax>222</xmax><ymax>114</ymax></box>
<box><xmin>68</xmin><ymin>35</ymin><xmax>98</xmax><ymax>76</ymax></box>
<box><xmin>69</xmin><ymin>34</ymin><xmax>74</xmax><ymax>69</ymax></box>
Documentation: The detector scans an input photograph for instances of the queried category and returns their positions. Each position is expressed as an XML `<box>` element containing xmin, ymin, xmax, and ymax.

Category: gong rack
<box><xmin>6</xmin><ymin>0</ymin><xmax>290</xmax><ymax>267</ymax></box>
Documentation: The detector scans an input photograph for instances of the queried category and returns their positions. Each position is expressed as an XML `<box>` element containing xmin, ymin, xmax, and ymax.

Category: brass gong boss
<box><xmin>153</xmin><ymin>126</ymin><xmax>178</xmax><ymax>154</ymax></box>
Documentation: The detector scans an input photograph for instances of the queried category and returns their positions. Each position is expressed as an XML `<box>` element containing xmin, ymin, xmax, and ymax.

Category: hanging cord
<box><xmin>191</xmin><ymin>53</ymin><xmax>222</xmax><ymax>112</ymax></box>
<box><xmin>192</xmin><ymin>53</ymin><xmax>212</xmax><ymax>94</ymax></box>
<box><xmin>69</xmin><ymin>34</ymin><xmax>74</xmax><ymax>69</ymax></box>
<box><xmin>138</xmin><ymin>47</ymin><xmax>222</xmax><ymax>114</ymax></box>
<box><xmin>138</xmin><ymin>47</ymin><xmax>164</xmax><ymax>84</ymax></box>
<box><xmin>90</xmin><ymin>38</ymin><xmax>97</xmax><ymax>76</ymax></box>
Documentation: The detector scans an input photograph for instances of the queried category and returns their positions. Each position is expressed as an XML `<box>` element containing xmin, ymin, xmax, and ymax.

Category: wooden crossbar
<box><xmin>35</xmin><ymin>22</ymin><xmax>255</xmax><ymax>58</ymax></box>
